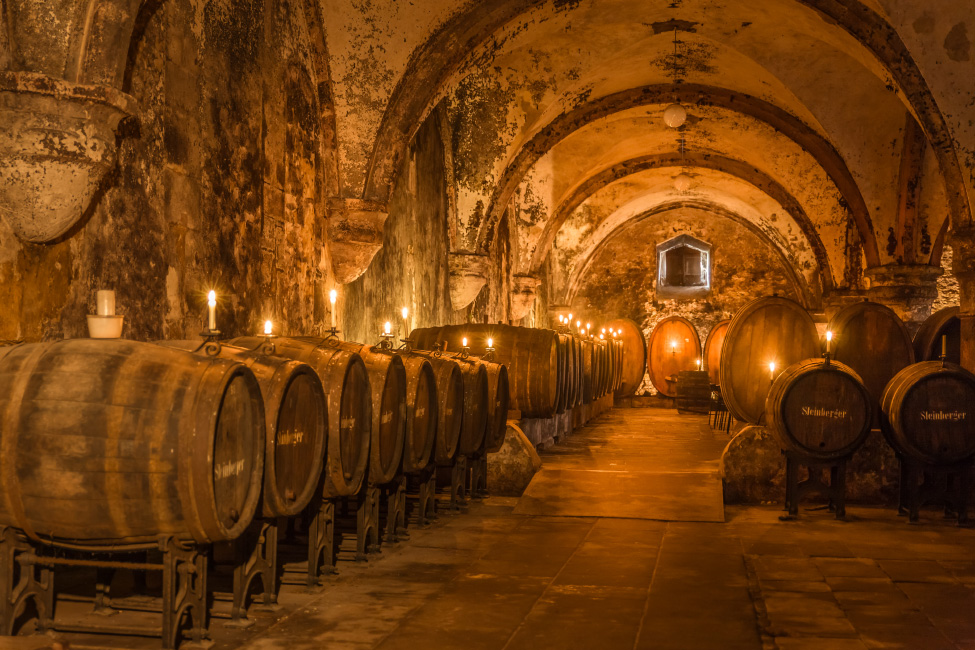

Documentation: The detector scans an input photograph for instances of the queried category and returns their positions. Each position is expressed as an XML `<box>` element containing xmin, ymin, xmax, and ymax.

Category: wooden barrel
<box><xmin>483</xmin><ymin>360</ymin><xmax>511</xmax><ymax>453</ymax></box>
<box><xmin>232</xmin><ymin>336</ymin><xmax>371</xmax><ymax>499</ymax></box>
<box><xmin>881</xmin><ymin>360</ymin><xmax>975</xmax><ymax>465</ymax></box>
<box><xmin>411</xmin><ymin>325</ymin><xmax>558</xmax><ymax>418</ymax></box>
<box><xmin>647</xmin><ymin>316</ymin><xmax>702</xmax><ymax>398</ymax></box>
<box><xmin>829</xmin><ymin>301</ymin><xmax>914</xmax><ymax>409</ymax></box>
<box><xmin>676</xmin><ymin>370</ymin><xmax>711</xmax><ymax>414</ymax></box>
<box><xmin>606</xmin><ymin>319</ymin><xmax>646</xmax><ymax>397</ymax></box>
<box><xmin>557</xmin><ymin>334</ymin><xmax>575</xmax><ymax>412</ymax></box>
<box><xmin>581</xmin><ymin>338</ymin><xmax>594</xmax><ymax>403</ymax></box>
<box><xmin>720</xmin><ymin>296</ymin><xmax>820</xmax><ymax>424</ymax></box>
<box><xmin>766</xmin><ymin>359</ymin><xmax>872</xmax><ymax>460</ymax></box>
<box><xmin>158</xmin><ymin>340</ymin><xmax>327</xmax><ymax>519</ymax></box>
<box><xmin>416</xmin><ymin>355</ymin><xmax>464</xmax><ymax>464</ymax></box>
<box><xmin>399</xmin><ymin>355</ymin><xmax>438</xmax><ymax>473</ymax></box>
<box><xmin>0</xmin><ymin>340</ymin><xmax>265</xmax><ymax>549</ymax></box>
<box><xmin>337</xmin><ymin>343</ymin><xmax>407</xmax><ymax>485</ymax></box>
<box><xmin>433</xmin><ymin>352</ymin><xmax>489</xmax><ymax>458</ymax></box>
<box><xmin>913</xmin><ymin>306</ymin><xmax>960</xmax><ymax>364</ymax></box>
<box><xmin>703</xmin><ymin>320</ymin><xmax>730</xmax><ymax>386</ymax></box>
<box><xmin>573</xmin><ymin>336</ymin><xmax>584</xmax><ymax>406</ymax></box>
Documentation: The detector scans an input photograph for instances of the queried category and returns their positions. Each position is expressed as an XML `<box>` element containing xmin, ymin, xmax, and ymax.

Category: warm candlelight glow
<box><xmin>696</xmin><ymin>358</ymin><xmax>701</xmax><ymax>369</ymax></box>
<box><xmin>568</xmin><ymin>313</ymin><xmax>573</xmax><ymax>321</ymax></box>
<box><xmin>384</xmin><ymin>321</ymin><xmax>392</xmax><ymax>335</ymax></box>
<box><xmin>599</xmin><ymin>333</ymin><xmax>604</xmax><ymax>340</ymax></box>
<box><xmin>825</xmin><ymin>329</ymin><xmax>833</xmax><ymax>354</ymax></box>
<box><xmin>264</xmin><ymin>320</ymin><xmax>273</xmax><ymax>335</ymax></box>
<box><xmin>329</xmin><ymin>289</ymin><xmax>337</xmax><ymax>329</ymax></box>
<box><xmin>401</xmin><ymin>307</ymin><xmax>409</xmax><ymax>320</ymax></box>
<box><xmin>769</xmin><ymin>361</ymin><xmax>776</xmax><ymax>374</ymax></box>
<box><xmin>207</xmin><ymin>290</ymin><xmax>216</xmax><ymax>331</ymax></box>
<box><xmin>462</xmin><ymin>337</ymin><xmax>468</xmax><ymax>347</ymax></box>
<box><xmin>559</xmin><ymin>315</ymin><xmax>564</xmax><ymax>323</ymax></box>
<box><xmin>487</xmin><ymin>337</ymin><xmax>493</xmax><ymax>348</ymax></box>
<box><xmin>601</xmin><ymin>328</ymin><xmax>606</xmax><ymax>334</ymax></box>
<box><xmin>586</xmin><ymin>322</ymin><xmax>592</xmax><ymax>330</ymax></box>
<box><xmin>576</xmin><ymin>320</ymin><xmax>581</xmax><ymax>328</ymax></box>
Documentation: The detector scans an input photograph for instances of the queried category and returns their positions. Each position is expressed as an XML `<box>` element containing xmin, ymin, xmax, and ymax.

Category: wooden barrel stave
<box><xmin>417</xmin><ymin>355</ymin><xmax>464</xmax><ymax>464</ymax></box>
<box><xmin>0</xmin><ymin>340</ymin><xmax>265</xmax><ymax>549</ymax></box>
<box><xmin>606</xmin><ymin>319</ymin><xmax>646</xmax><ymax>397</ymax></box>
<box><xmin>232</xmin><ymin>336</ymin><xmax>371</xmax><ymax>499</ymax></box>
<box><xmin>703</xmin><ymin>320</ymin><xmax>730</xmax><ymax>386</ymax></box>
<box><xmin>913</xmin><ymin>306</ymin><xmax>961</xmax><ymax>364</ymax></box>
<box><xmin>399</xmin><ymin>355</ymin><xmax>438</xmax><ymax>473</ymax></box>
<box><xmin>482</xmin><ymin>360</ymin><xmax>511</xmax><ymax>454</ymax></box>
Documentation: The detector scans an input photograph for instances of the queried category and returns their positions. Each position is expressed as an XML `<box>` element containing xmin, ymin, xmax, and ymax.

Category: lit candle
<box><xmin>576</xmin><ymin>320</ymin><xmax>581</xmax><ymax>329</ymax></box>
<box><xmin>264</xmin><ymin>320</ymin><xmax>273</xmax><ymax>335</ymax></box>
<box><xmin>462</xmin><ymin>337</ymin><xmax>468</xmax><ymax>347</ymax></box>
<box><xmin>601</xmin><ymin>328</ymin><xmax>606</xmax><ymax>335</ymax></box>
<box><xmin>207</xmin><ymin>290</ymin><xmax>216</xmax><ymax>331</ymax></box>
<box><xmin>586</xmin><ymin>322</ymin><xmax>592</xmax><ymax>331</ymax></box>
<box><xmin>384</xmin><ymin>321</ymin><xmax>392</xmax><ymax>336</ymax></box>
<box><xmin>96</xmin><ymin>290</ymin><xmax>115</xmax><ymax>317</ymax></box>
<box><xmin>825</xmin><ymin>330</ymin><xmax>833</xmax><ymax>354</ymax></box>
<box><xmin>329</xmin><ymin>289</ymin><xmax>337</xmax><ymax>329</ymax></box>
<box><xmin>696</xmin><ymin>358</ymin><xmax>701</xmax><ymax>369</ymax></box>
<box><xmin>568</xmin><ymin>313</ymin><xmax>573</xmax><ymax>321</ymax></box>
<box><xmin>402</xmin><ymin>307</ymin><xmax>409</xmax><ymax>337</ymax></box>
<box><xmin>769</xmin><ymin>361</ymin><xmax>776</xmax><ymax>375</ymax></box>
<box><xmin>487</xmin><ymin>337</ymin><xmax>494</xmax><ymax>348</ymax></box>
<box><xmin>671</xmin><ymin>340</ymin><xmax>677</xmax><ymax>353</ymax></box>
<box><xmin>599</xmin><ymin>334</ymin><xmax>604</xmax><ymax>340</ymax></box>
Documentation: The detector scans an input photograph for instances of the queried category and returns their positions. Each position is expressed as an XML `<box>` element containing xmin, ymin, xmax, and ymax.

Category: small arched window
<box><xmin>656</xmin><ymin>234</ymin><xmax>712</xmax><ymax>298</ymax></box>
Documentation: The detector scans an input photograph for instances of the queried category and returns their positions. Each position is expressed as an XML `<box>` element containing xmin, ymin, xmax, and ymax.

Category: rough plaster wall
<box><xmin>0</xmin><ymin>0</ymin><xmax>333</xmax><ymax>342</ymax></box>
<box><xmin>562</xmin><ymin>210</ymin><xmax>798</xmax><ymax>395</ymax></box>
<box><xmin>933</xmin><ymin>245</ymin><xmax>960</xmax><ymax>312</ymax></box>
<box><xmin>344</xmin><ymin>113</ymin><xmax>454</xmax><ymax>344</ymax></box>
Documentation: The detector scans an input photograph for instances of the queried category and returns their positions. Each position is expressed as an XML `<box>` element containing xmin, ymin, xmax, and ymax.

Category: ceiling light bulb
<box><xmin>664</xmin><ymin>102</ymin><xmax>687</xmax><ymax>128</ymax></box>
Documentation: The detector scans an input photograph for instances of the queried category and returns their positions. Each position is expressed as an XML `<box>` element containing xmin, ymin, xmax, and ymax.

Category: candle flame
<box><xmin>586</xmin><ymin>322</ymin><xmax>592</xmax><ymax>330</ymax></box>
<box><xmin>599</xmin><ymin>334</ymin><xmax>604</xmax><ymax>340</ymax></box>
<box><xmin>329</xmin><ymin>289</ymin><xmax>337</xmax><ymax>304</ymax></box>
<box><xmin>402</xmin><ymin>307</ymin><xmax>409</xmax><ymax>319</ymax></box>
<box><xmin>576</xmin><ymin>320</ymin><xmax>581</xmax><ymax>328</ymax></box>
<box><xmin>826</xmin><ymin>330</ymin><xmax>833</xmax><ymax>342</ymax></box>
<box><xmin>487</xmin><ymin>337</ymin><xmax>493</xmax><ymax>348</ymax></box>
<box><xmin>769</xmin><ymin>361</ymin><xmax>776</xmax><ymax>374</ymax></box>
<box><xmin>264</xmin><ymin>320</ymin><xmax>273</xmax><ymax>335</ymax></box>
<box><xmin>601</xmin><ymin>328</ymin><xmax>606</xmax><ymax>334</ymax></box>
<box><xmin>568</xmin><ymin>313</ymin><xmax>573</xmax><ymax>321</ymax></box>
<box><xmin>207</xmin><ymin>290</ymin><xmax>216</xmax><ymax>307</ymax></box>
<box><xmin>462</xmin><ymin>337</ymin><xmax>468</xmax><ymax>347</ymax></box>
<box><xmin>384</xmin><ymin>321</ymin><xmax>391</xmax><ymax>335</ymax></box>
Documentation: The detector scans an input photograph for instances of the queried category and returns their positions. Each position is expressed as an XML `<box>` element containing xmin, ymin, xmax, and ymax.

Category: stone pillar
<box><xmin>949</xmin><ymin>226</ymin><xmax>975</xmax><ymax>372</ymax></box>
<box><xmin>863</xmin><ymin>264</ymin><xmax>942</xmax><ymax>332</ymax></box>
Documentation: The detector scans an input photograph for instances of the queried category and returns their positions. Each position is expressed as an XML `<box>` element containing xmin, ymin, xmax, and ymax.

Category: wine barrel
<box><xmin>337</xmin><ymin>343</ymin><xmax>407</xmax><ymax>485</ymax></box>
<box><xmin>483</xmin><ymin>360</ymin><xmax>511</xmax><ymax>453</ymax></box>
<box><xmin>417</xmin><ymin>356</ymin><xmax>464</xmax><ymax>464</ymax></box>
<box><xmin>703</xmin><ymin>320</ymin><xmax>730</xmax><ymax>386</ymax></box>
<box><xmin>411</xmin><ymin>325</ymin><xmax>557</xmax><ymax>418</ymax></box>
<box><xmin>881</xmin><ymin>361</ymin><xmax>975</xmax><ymax>465</ymax></box>
<box><xmin>232</xmin><ymin>336</ymin><xmax>371</xmax><ymax>499</ymax></box>
<box><xmin>399</xmin><ymin>355</ymin><xmax>438</xmax><ymax>473</ymax></box>
<box><xmin>573</xmin><ymin>335</ymin><xmax>584</xmax><ymax>406</ymax></box>
<box><xmin>647</xmin><ymin>316</ymin><xmax>702</xmax><ymax>398</ymax></box>
<box><xmin>581</xmin><ymin>338</ymin><xmax>594</xmax><ymax>403</ymax></box>
<box><xmin>431</xmin><ymin>352</ymin><xmax>489</xmax><ymax>458</ymax></box>
<box><xmin>766</xmin><ymin>359</ymin><xmax>872</xmax><ymax>461</ymax></box>
<box><xmin>913</xmin><ymin>306</ymin><xmax>960</xmax><ymax>364</ymax></box>
<box><xmin>158</xmin><ymin>340</ymin><xmax>327</xmax><ymax>518</ymax></box>
<box><xmin>720</xmin><ymin>296</ymin><xmax>820</xmax><ymax>424</ymax></box>
<box><xmin>558</xmin><ymin>334</ymin><xmax>575</xmax><ymax>412</ymax></box>
<box><xmin>606</xmin><ymin>319</ymin><xmax>646</xmax><ymax>397</ymax></box>
<box><xmin>676</xmin><ymin>370</ymin><xmax>711</xmax><ymax>414</ymax></box>
<box><xmin>829</xmin><ymin>301</ymin><xmax>914</xmax><ymax>408</ymax></box>
<box><xmin>0</xmin><ymin>340</ymin><xmax>265</xmax><ymax>549</ymax></box>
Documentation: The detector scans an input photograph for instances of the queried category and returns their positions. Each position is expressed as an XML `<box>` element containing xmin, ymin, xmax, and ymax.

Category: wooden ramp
<box><xmin>514</xmin><ymin>409</ymin><xmax>727</xmax><ymax>522</ymax></box>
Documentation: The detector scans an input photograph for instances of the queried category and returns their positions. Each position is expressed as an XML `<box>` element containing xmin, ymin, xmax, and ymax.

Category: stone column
<box><xmin>863</xmin><ymin>264</ymin><xmax>942</xmax><ymax>332</ymax></box>
<box><xmin>950</xmin><ymin>225</ymin><xmax>975</xmax><ymax>372</ymax></box>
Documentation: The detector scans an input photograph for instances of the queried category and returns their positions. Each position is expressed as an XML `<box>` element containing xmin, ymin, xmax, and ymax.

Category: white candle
<box><xmin>462</xmin><ymin>337</ymin><xmax>468</xmax><ymax>347</ymax></box>
<box><xmin>696</xmin><ymin>358</ymin><xmax>701</xmax><ymax>369</ymax></box>
<box><xmin>576</xmin><ymin>320</ymin><xmax>581</xmax><ymax>329</ymax></box>
<box><xmin>96</xmin><ymin>290</ymin><xmax>115</xmax><ymax>317</ymax></box>
<box><xmin>384</xmin><ymin>321</ymin><xmax>392</xmax><ymax>336</ymax></box>
<box><xmin>487</xmin><ymin>337</ymin><xmax>493</xmax><ymax>348</ymax></box>
<box><xmin>769</xmin><ymin>361</ymin><xmax>776</xmax><ymax>375</ymax></box>
<box><xmin>826</xmin><ymin>330</ymin><xmax>833</xmax><ymax>354</ymax></box>
<box><xmin>568</xmin><ymin>313</ymin><xmax>573</xmax><ymax>321</ymax></box>
<box><xmin>264</xmin><ymin>320</ymin><xmax>273</xmax><ymax>335</ymax></box>
<box><xmin>329</xmin><ymin>289</ymin><xmax>337</xmax><ymax>329</ymax></box>
<box><xmin>207</xmin><ymin>291</ymin><xmax>216</xmax><ymax>331</ymax></box>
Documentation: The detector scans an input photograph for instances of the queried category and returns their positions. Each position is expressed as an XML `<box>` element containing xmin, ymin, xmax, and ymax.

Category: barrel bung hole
<box><xmin>819</xmin><ymin>441</ymin><xmax>826</xmax><ymax>448</ymax></box>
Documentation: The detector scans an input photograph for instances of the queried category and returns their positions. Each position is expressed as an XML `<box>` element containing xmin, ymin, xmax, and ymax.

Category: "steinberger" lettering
<box><xmin>801</xmin><ymin>406</ymin><xmax>848</xmax><ymax>419</ymax></box>
<box><xmin>215</xmin><ymin>459</ymin><xmax>245</xmax><ymax>479</ymax></box>
<box><xmin>278</xmin><ymin>431</ymin><xmax>305</xmax><ymax>446</ymax></box>
<box><xmin>921</xmin><ymin>411</ymin><xmax>967</xmax><ymax>421</ymax></box>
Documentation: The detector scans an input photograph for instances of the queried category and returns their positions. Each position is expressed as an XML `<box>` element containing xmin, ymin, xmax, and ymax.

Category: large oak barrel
<box><xmin>411</xmin><ymin>325</ymin><xmax>557</xmax><ymax>418</ymax></box>
<box><xmin>555</xmin><ymin>334</ymin><xmax>572</xmax><ymax>414</ymax></box>
<box><xmin>676</xmin><ymin>370</ymin><xmax>711</xmax><ymax>414</ymax></box>
<box><xmin>581</xmin><ymin>338</ymin><xmax>594</xmax><ymax>403</ymax></box>
<box><xmin>429</xmin><ymin>352</ymin><xmax>489</xmax><ymax>458</ymax></box>
<box><xmin>232</xmin><ymin>336</ymin><xmax>371</xmax><ymax>499</ymax></box>
<box><xmin>828</xmin><ymin>301</ymin><xmax>914</xmax><ymax>409</ymax></box>
<box><xmin>415</xmin><ymin>355</ymin><xmax>464</xmax><ymax>464</ymax></box>
<box><xmin>766</xmin><ymin>359</ymin><xmax>872</xmax><ymax>461</ymax></box>
<box><xmin>337</xmin><ymin>343</ymin><xmax>407</xmax><ymax>485</ymax></box>
<box><xmin>158</xmin><ymin>340</ymin><xmax>327</xmax><ymax>519</ymax></box>
<box><xmin>0</xmin><ymin>340</ymin><xmax>265</xmax><ymax>549</ymax></box>
<box><xmin>647</xmin><ymin>316</ymin><xmax>702</xmax><ymax>398</ymax></box>
<box><xmin>399</xmin><ymin>355</ymin><xmax>438</xmax><ymax>473</ymax></box>
<box><xmin>881</xmin><ymin>361</ymin><xmax>975</xmax><ymax>465</ymax></box>
<box><xmin>913</xmin><ymin>306</ymin><xmax>960</xmax><ymax>364</ymax></box>
<box><xmin>703</xmin><ymin>320</ymin><xmax>730</xmax><ymax>386</ymax></box>
<box><xmin>720</xmin><ymin>296</ymin><xmax>820</xmax><ymax>424</ymax></box>
<box><xmin>482</xmin><ymin>360</ymin><xmax>511</xmax><ymax>453</ymax></box>
<box><xmin>606</xmin><ymin>319</ymin><xmax>646</xmax><ymax>397</ymax></box>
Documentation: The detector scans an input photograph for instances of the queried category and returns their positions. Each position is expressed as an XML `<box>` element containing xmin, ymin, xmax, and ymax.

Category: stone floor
<box><xmin>25</xmin><ymin>408</ymin><xmax>975</xmax><ymax>649</ymax></box>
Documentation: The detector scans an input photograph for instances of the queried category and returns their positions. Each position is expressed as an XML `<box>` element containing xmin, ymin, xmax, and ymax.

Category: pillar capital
<box><xmin>510</xmin><ymin>274</ymin><xmax>542</xmax><ymax>322</ymax></box>
<box><xmin>448</xmin><ymin>252</ymin><xmax>490</xmax><ymax>310</ymax></box>
<box><xmin>326</xmin><ymin>198</ymin><xmax>388</xmax><ymax>284</ymax></box>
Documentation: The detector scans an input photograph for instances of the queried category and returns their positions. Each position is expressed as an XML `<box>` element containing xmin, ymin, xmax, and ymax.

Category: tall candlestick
<box><xmin>329</xmin><ymin>289</ymin><xmax>337</xmax><ymax>329</ymax></box>
<box><xmin>96</xmin><ymin>290</ymin><xmax>115</xmax><ymax>317</ymax></box>
<box><xmin>207</xmin><ymin>291</ymin><xmax>216</xmax><ymax>331</ymax></box>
